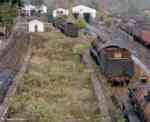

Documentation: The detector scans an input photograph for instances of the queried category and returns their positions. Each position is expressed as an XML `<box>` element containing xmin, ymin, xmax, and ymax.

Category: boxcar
<box><xmin>53</xmin><ymin>17</ymin><xmax>66</xmax><ymax>29</ymax></box>
<box><xmin>90</xmin><ymin>42</ymin><xmax>134</xmax><ymax>85</ymax></box>
<box><xmin>53</xmin><ymin>17</ymin><xmax>79</xmax><ymax>38</ymax></box>
<box><xmin>119</xmin><ymin>19</ymin><xmax>150</xmax><ymax>47</ymax></box>
<box><xmin>60</xmin><ymin>22</ymin><xmax>79</xmax><ymax>37</ymax></box>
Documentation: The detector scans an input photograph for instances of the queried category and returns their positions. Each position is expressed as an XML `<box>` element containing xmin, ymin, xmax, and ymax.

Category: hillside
<box><xmin>43</xmin><ymin>0</ymin><xmax>150</xmax><ymax>14</ymax></box>
<box><xmin>22</xmin><ymin>0</ymin><xmax>150</xmax><ymax>14</ymax></box>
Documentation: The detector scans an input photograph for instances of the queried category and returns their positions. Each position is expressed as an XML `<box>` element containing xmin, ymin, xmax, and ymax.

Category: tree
<box><xmin>0</xmin><ymin>0</ymin><xmax>22</xmax><ymax>7</ymax></box>
<box><xmin>11</xmin><ymin>0</ymin><xmax>22</xmax><ymax>7</ymax></box>
<box><xmin>0</xmin><ymin>4</ymin><xmax>17</xmax><ymax>24</ymax></box>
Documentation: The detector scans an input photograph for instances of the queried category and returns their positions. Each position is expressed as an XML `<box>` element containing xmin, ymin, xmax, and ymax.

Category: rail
<box><xmin>83</xmin><ymin>51</ymin><xmax>112</xmax><ymax>122</ymax></box>
<box><xmin>0</xmin><ymin>28</ymin><xmax>31</xmax><ymax>121</ymax></box>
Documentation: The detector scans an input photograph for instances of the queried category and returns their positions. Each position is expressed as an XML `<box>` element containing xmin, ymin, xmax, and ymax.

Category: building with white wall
<box><xmin>52</xmin><ymin>8</ymin><xmax>69</xmax><ymax>18</ymax></box>
<box><xmin>28</xmin><ymin>19</ymin><xmax>44</xmax><ymax>32</ymax></box>
<box><xmin>72</xmin><ymin>5</ymin><xmax>96</xmax><ymax>19</ymax></box>
<box><xmin>22</xmin><ymin>4</ymin><xmax>36</xmax><ymax>16</ymax></box>
<box><xmin>22</xmin><ymin>4</ymin><xmax>47</xmax><ymax>16</ymax></box>
<box><xmin>39</xmin><ymin>4</ymin><xmax>48</xmax><ymax>14</ymax></box>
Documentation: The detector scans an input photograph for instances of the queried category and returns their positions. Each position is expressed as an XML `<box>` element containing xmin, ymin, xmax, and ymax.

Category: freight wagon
<box><xmin>119</xmin><ymin>19</ymin><xmax>150</xmax><ymax>47</ymax></box>
<box><xmin>53</xmin><ymin>17</ymin><xmax>66</xmax><ymax>29</ymax></box>
<box><xmin>90</xmin><ymin>41</ymin><xmax>134</xmax><ymax>86</ymax></box>
<box><xmin>60</xmin><ymin>22</ymin><xmax>79</xmax><ymax>37</ymax></box>
<box><xmin>53</xmin><ymin>17</ymin><xmax>79</xmax><ymax>38</ymax></box>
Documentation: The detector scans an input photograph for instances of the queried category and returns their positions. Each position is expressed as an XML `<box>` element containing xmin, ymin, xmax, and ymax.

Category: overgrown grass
<box><xmin>8</xmin><ymin>32</ymin><xmax>101</xmax><ymax>122</ymax></box>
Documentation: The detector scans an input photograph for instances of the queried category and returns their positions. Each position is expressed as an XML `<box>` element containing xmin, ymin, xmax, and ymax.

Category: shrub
<box><xmin>104</xmin><ymin>16</ymin><xmax>112</xmax><ymax>27</ymax></box>
<box><xmin>75</xmin><ymin>18</ymin><xmax>87</xmax><ymax>29</ymax></box>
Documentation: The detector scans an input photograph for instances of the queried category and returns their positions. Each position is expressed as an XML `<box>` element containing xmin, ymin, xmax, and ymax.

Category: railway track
<box><xmin>83</xmin><ymin>51</ymin><xmax>112</xmax><ymax>122</ymax></box>
<box><xmin>0</xmin><ymin>24</ymin><xmax>31</xmax><ymax>121</ymax></box>
<box><xmin>83</xmin><ymin>50</ymin><xmax>142</xmax><ymax>122</ymax></box>
<box><xmin>85</xmin><ymin>21</ymin><xmax>145</xmax><ymax>122</ymax></box>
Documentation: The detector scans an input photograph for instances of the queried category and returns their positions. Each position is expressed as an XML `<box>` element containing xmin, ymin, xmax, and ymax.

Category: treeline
<box><xmin>0</xmin><ymin>0</ymin><xmax>22</xmax><ymax>26</ymax></box>
<box><xmin>0</xmin><ymin>0</ymin><xmax>22</xmax><ymax>7</ymax></box>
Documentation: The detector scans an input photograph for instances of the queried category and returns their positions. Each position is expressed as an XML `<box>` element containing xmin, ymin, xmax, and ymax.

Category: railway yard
<box><xmin>1</xmin><ymin>17</ymin><xmax>149</xmax><ymax>122</ymax></box>
<box><xmin>1</xmin><ymin>1</ymin><xmax>150</xmax><ymax>122</ymax></box>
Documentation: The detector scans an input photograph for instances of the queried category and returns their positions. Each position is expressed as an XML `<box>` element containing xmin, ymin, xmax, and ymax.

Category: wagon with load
<box><xmin>90</xmin><ymin>40</ymin><xmax>134</xmax><ymax>86</ymax></box>
<box><xmin>59</xmin><ymin>22</ymin><xmax>79</xmax><ymax>37</ymax></box>
<box><xmin>119</xmin><ymin>18</ymin><xmax>150</xmax><ymax>47</ymax></box>
<box><xmin>53</xmin><ymin>17</ymin><xmax>79</xmax><ymax>37</ymax></box>
<box><xmin>53</xmin><ymin>17</ymin><xmax>66</xmax><ymax>29</ymax></box>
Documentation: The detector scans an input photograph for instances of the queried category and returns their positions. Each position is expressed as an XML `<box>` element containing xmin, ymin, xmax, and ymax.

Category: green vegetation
<box><xmin>0</xmin><ymin>4</ymin><xmax>17</xmax><ymax>26</ymax></box>
<box><xmin>104</xmin><ymin>16</ymin><xmax>112</xmax><ymax>27</ymax></box>
<box><xmin>8</xmin><ymin>32</ymin><xmax>101</xmax><ymax>122</ymax></box>
<box><xmin>75</xmin><ymin>18</ymin><xmax>87</xmax><ymax>29</ymax></box>
<box><xmin>0</xmin><ymin>0</ymin><xmax>21</xmax><ymax>27</ymax></box>
<box><xmin>0</xmin><ymin>0</ymin><xmax>22</xmax><ymax>6</ymax></box>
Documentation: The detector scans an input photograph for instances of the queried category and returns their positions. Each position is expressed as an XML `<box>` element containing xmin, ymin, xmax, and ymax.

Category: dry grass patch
<box><xmin>8</xmin><ymin>32</ymin><xmax>101</xmax><ymax>122</ymax></box>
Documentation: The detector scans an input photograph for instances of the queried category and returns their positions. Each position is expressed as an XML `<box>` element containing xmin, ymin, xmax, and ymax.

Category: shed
<box><xmin>28</xmin><ymin>19</ymin><xmax>44</xmax><ymax>32</ymax></box>
<box><xmin>72</xmin><ymin>5</ymin><xmax>96</xmax><ymax>22</ymax></box>
<box><xmin>52</xmin><ymin>8</ymin><xmax>69</xmax><ymax>18</ymax></box>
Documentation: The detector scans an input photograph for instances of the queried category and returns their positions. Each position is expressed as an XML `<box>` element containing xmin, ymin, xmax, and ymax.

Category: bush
<box><xmin>73</xmin><ymin>43</ymin><xmax>89</xmax><ymax>55</ymax></box>
<box><xmin>75</xmin><ymin>18</ymin><xmax>87</xmax><ymax>29</ymax></box>
<box><xmin>104</xmin><ymin>16</ymin><xmax>112</xmax><ymax>27</ymax></box>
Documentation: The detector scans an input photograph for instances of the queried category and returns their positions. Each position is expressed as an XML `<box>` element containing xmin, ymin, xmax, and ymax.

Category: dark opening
<box><xmin>35</xmin><ymin>25</ymin><xmax>38</xmax><ymax>32</ymax></box>
<box><xmin>83</xmin><ymin>13</ymin><xmax>91</xmax><ymax>23</ymax></box>
<box><xmin>60</xmin><ymin>11</ymin><xmax>63</xmax><ymax>14</ymax></box>
<box><xmin>31</xmin><ymin>10</ymin><xmax>36</xmax><ymax>16</ymax></box>
<box><xmin>0</xmin><ymin>32</ymin><xmax>5</xmax><ymax>37</ymax></box>
<box><xmin>73</xmin><ymin>13</ymin><xmax>79</xmax><ymax>19</ymax></box>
